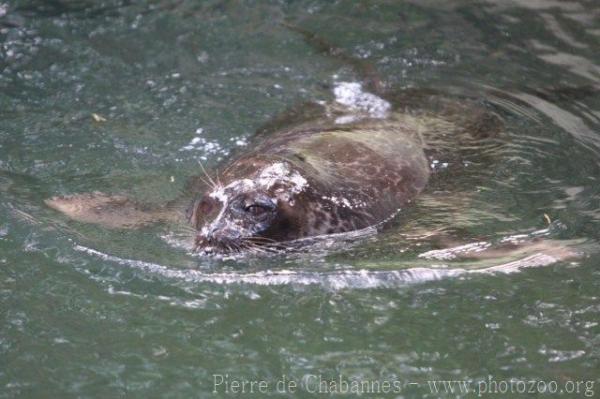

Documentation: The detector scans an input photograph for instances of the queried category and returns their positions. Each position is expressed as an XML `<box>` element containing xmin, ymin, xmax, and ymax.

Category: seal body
<box><xmin>191</xmin><ymin>104</ymin><xmax>435</xmax><ymax>254</ymax></box>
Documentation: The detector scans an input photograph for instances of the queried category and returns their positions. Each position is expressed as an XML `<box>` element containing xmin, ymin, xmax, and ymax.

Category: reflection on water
<box><xmin>1</xmin><ymin>0</ymin><xmax>599</xmax><ymax>397</ymax></box>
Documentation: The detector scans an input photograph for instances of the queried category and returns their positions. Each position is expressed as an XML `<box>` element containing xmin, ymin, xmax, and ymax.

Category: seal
<box><xmin>46</xmin><ymin>82</ymin><xmax>501</xmax><ymax>255</ymax></box>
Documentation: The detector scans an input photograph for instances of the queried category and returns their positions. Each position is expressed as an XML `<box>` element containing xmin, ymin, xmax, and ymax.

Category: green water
<box><xmin>1</xmin><ymin>1</ymin><xmax>600</xmax><ymax>398</ymax></box>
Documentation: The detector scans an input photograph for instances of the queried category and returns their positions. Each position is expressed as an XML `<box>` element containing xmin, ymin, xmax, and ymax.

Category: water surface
<box><xmin>1</xmin><ymin>0</ymin><xmax>599</xmax><ymax>397</ymax></box>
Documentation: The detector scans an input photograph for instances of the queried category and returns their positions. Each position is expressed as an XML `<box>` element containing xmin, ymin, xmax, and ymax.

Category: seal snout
<box><xmin>194</xmin><ymin>228</ymin><xmax>243</xmax><ymax>254</ymax></box>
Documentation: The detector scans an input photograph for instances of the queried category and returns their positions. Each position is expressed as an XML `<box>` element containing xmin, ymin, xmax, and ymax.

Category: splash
<box><xmin>179</xmin><ymin>128</ymin><xmax>228</xmax><ymax>160</ymax></box>
<box><xmin>333</xmin><ymin>81</ymin><xmax>391</xmax><ymax>123</ymax></box>
<box><xmin>74</xmin><ymin>243</ymin><xmax>569</xmax><ymax>291</ymax></box>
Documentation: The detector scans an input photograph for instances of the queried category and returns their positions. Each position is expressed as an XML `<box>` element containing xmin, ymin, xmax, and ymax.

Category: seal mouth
<box><xmin>194</xmin><ymin>236</ymin><xmax>243</xmax><ymax>255</ymax></box>
<box><xmin>194</xmin><ymin>235</ymin><xmax>290</xmax><ymax>256</ymax></box>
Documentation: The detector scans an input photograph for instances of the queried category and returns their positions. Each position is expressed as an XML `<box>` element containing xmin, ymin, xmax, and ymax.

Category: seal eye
<box><xmin>244</xmin><ymin>204</ymin><xmax>269</xmax><ymax>216</ymax></box>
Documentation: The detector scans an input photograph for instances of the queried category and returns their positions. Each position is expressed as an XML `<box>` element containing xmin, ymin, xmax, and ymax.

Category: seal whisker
<box><xmin>198</xmin><ymin>160</ymin><xmax>218</xmax><ymax>190</ymax></box>
<box><xmin>240</xmin><ymin>240</ymin><xmax>272</xmax><ymax>254</ymax></box>
<box><xmin>239</xmin><ymin>242</ymin><xmax>259</xmax><ymax>254</ymax></box>
<box><xmin>214</xmin><ymin>168</ymin><xmax>223</xmax><ymax>188</ymax></box>
<box><xmin>241</xmin><ymin>237</ymin><xmax>280</xmax><ymax>248</ymax></box>
<box><xmin>242</xmin><ymin>237</ymin><xmax>289</xmax><ymax>253</ymax></box>
<box><xmin>173</xmin><ymin>223</ymin><xmax>197</xmax><ymax>233</ymax></box>
<box><xmin>169</xmin><ymin>225</ymin><xmax>197</xmax><ymax>239</ymax></box>
<box><xmin>248</xmin><ymin>244</ymin><xmax>271</xmax><ymax>255</ymax></box>
<box><xmin>195</xmin><ymin>174</ymin><xmax>215</xmax><ymax>191</ymax></box>
<box><xmin>242</xmin><ymin>236</ymin><xmax>278</xmax><ymax>244</ymax></box>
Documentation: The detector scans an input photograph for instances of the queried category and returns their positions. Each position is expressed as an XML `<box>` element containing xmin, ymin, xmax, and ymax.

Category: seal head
<box><xmin>192</xmin><ymin>161</ymin><xmax>310</xmax><ymax>254</ymax></box>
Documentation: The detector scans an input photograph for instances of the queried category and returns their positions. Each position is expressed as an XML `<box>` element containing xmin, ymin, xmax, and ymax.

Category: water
<box><xmin>1</xmin><ymin>1</ymin><xmax>599</xmax><ymax>397</ymax></box>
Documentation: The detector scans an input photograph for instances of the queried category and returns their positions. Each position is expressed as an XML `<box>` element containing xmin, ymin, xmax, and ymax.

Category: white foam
<box><xmin>208</xmin><ymin>162</ymin><xmax>307</xmax><ymax>205</ymax></box>
<box><xmin>256</xmin><ymin>162</ymin><xmax>307</xmax><ymax>193</ymax></box>
<box><xmin>419</xmin><ymin>241</ymin><xmax>492</xmax><ymax>261</ymax></box>
<box><xmin>334</xmin><ymin>114</ymin><xmax>360</xmax><ymax>124</ymax></box>
<box><xmin>179</xmin><ymin>128</ymin><xmax>227</xmax><ymax>159</ymax></box>
<box><xmin>333</xmin><ymin>81</ymin><xmax>391</xmax><ymax>121</ymax></box>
